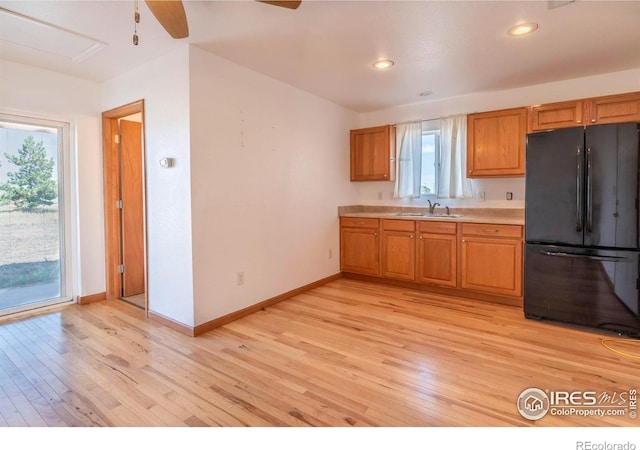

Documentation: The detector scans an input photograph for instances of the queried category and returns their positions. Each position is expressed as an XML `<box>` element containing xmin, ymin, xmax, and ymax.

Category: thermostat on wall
<box><xmin>159</xmin><ymin>157</ymin><xmax>174</xmax><ymax>168</ymax></box>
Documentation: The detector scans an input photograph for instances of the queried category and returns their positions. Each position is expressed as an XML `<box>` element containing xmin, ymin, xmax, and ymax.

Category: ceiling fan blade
<box><xmin>258</xmin><ymin>1</ymin><xmax>302</xmax><ymax>10</ymax></box>
<box><xmin>548</xmin><ymin>0</ymin><xmax>575</xmax><ymax>9</ymax></box>
<box><xmin>145</xmin><ymin>0</ymin><xmax>189</xmax><ymax>39</ymax></box>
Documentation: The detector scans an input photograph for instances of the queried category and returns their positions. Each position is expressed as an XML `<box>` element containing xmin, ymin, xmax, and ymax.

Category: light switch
<box><xmin>159</xmin><ymin>157</ymin><xmax>173</xmax><ymax>168</ymax></box>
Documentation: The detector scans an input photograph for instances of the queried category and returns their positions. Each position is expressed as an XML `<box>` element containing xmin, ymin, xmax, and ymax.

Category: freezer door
<box><xmin>584</xmin><ymin>123</ymin><xmax>639</xmax><ymax>249</ymax></box>
<box><xmin>524</xmin><ymin>244</ymin><xmax>640</xmax><ymax>336</ymax></box>
<box><xmin>525</xmin><ymin>128</ymin><xmax>585</xmax><ymax>246</ymax></box>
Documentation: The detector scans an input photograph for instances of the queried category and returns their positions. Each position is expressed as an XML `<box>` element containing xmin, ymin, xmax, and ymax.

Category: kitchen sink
<box><xmin>425</xmin><ymin>213</ymin><xmax>464</xmax><ymax>218</ymax></box>
<box><xmin>393</xmin><ymin>212</ymin><xmax>464</xmax><ymax>218</ymax></box>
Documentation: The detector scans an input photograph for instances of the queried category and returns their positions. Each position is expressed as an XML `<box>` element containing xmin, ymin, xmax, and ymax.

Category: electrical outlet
<box><xmin>506</xmin><ymin>192</ymin><xmax>513</xmax><ymax>200</ymax></box>
<box><xmin>237</xmin><ymin>272</ymin><xmax>245</xmax><ymax>286</ymax></box>
<box><xmin>478</xmin><ymin>191</ymin><xmax>486</xmax><ymax>202</ymax></box>
<box><xmin>328</xmin><ymin>248</ymin><xmax>333</xmax><ymax>259</ymax></box>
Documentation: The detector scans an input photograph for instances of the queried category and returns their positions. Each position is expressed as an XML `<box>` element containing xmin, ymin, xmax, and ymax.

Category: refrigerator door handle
<box><xmin>586</xmin><ymin>147</ymin><xmax>593</xmax><ymax>232</ymax></box>
<box><xmin>576</xmin><ymin>146</ymin><xmax>583</xmax><ymax>232</ymax></box>
<box><xmin>540</xmin><ymin>250</ymin><xmax>629</xmax><ymax>262</ymax></box>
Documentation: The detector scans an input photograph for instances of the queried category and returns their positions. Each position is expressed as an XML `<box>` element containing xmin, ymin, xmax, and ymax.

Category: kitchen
<box><xmin>0</xmin><ymin>0</ymin><xmax>639</xmax><ymax>442</ymax></box>
<box><xmin>341</xmin><ymin>92</ymin><xmax>640</xmax><ymax>336</ymax></box>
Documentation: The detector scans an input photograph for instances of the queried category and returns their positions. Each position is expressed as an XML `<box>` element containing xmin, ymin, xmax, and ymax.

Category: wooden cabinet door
<box><xmin>417</xmin><ymin>233</ymin><xmax>457</xmax><ymax>287</ymax></box>
<box><xmin>529</xmin><ymin>100</ymin><xmax>584</xmax><ymax>132</ymax></box>
<box><xmin>350</xmin><ymin>125</ymin><xmax>395</xmax><ymax>181</ymax></box>
<box><xmin>460</xmin><ymin>236</ymin><xmax>522</xmax><ymax>297</ymax></box>
<box><xmin>467</xmin><ymin>107</ymin><xmax>527</xmax><ymax>177</ymax></box>
<box><xmin>340</xmin><ymin>227</ymin><xmax>380</xmax><ymax>275</ymax></box>
<box><xmin>381</xmin><ymin>230</ymin><xmax>416</xmax><ymax>280</ymax></box>
<box><xmin>586</xmin><ymin>91</ymin><xmax>640</xmax><ymax>125</ymax></box>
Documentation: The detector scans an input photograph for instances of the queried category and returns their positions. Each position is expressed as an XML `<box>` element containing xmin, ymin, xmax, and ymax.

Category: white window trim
<box><xmin>0</xmin><ymin>112</ymin><xmax>75</xmax><ymax>317</ymax></box>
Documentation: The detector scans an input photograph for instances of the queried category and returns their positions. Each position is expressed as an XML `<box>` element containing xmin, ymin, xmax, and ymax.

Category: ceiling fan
<box><xmin>548</xmin><ymin>0</ymin><xmax>575</xmax><ymax>9</ymax></box>
<box><xmin>144</xmin><ymin>0</ymin><xmax>302</xmax><ymax>39</ymax></box>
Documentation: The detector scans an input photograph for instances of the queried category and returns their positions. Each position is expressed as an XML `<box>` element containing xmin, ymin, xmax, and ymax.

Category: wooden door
<box><xmin>587</xmin><ymin>91</ymin><xmax>640</xmax><ymax>125</ymax></box>
<box><xmin>340</xmin><ymin>227</ymin><xmax>380</xmax><ymax>275</ymax></box>
<box><xmin>380</xmin><ymin>219</ymin><xmax>415</xmax><ymax>280</ymax></box>
<box><xmin>528</xmin><ymin>100</ymin><xmax>584</xmax><ymax>132</ymax></box>
<box><xmin>417</xmin><ymin>233</ymin><xmax>457</xmax><ymax>287</ymax></box>
<box><xmin>120</xmin><ymin>120</ymin><xmax>145</xmax><ymax>297</ymax></box>
<box><xmin>460</xmin><ymin>236</ymin><xmax>522</xmax><ymax>297</ymax></box>
<box><xmin>466</xmin><ymin>107</ymin><xmax>527</xmax><ymax>177</ymax></box>
<box><xmin>381</xmin><ymin>230</ymin><xmax>416</xmax><ymax>280</ymax></box>
<box><xmin>350</xmin><ymin>125</ymin><xmax>395</xmax><ymax>181</ymax></box>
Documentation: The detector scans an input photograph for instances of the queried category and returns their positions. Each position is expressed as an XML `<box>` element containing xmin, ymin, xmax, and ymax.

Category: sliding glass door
<box><xmin>0</xmin><ymin>114</ymin><xmax>72</xmax><ymax>316</ymax></box>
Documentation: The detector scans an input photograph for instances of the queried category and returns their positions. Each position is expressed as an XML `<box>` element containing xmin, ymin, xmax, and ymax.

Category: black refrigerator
<box><xmin>524</xmin><ymin>122</ymin><xmax>640</xmax><ymax>337</ymax></box>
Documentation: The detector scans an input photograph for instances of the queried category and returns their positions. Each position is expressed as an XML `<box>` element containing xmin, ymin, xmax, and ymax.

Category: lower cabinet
<box><xmin>340</xmin><ymin>218</ymin><xmax>523</xmax><ymax>301</ymax></box>
<box><xmin>460</xmin><ymin>223</ymin><xmax>523</xmax><ymax>297</ymax></box>
<box><xmin>340</xmin><ymin>218</ymin><xmax>380</xmax><ymax>275</ymax></box>
<box><xmin>417</xmin><ymin>222</ymin><xmax>457</xmax><ymax>287</ymax></box>
<box><xmin>381</xmin><ymin>220</ymin><xmax>416</xmax><ymax>281</ymax></box>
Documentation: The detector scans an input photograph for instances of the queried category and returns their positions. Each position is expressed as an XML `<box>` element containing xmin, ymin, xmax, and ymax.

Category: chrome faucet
<box><xmin>427</xmin><ymin>199</ymin><xmax>440</xmax><ymax>214</ymax></box>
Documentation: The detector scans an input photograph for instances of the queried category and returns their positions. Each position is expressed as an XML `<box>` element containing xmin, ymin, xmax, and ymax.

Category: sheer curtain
<box><xmin>393</xmin><ymin>122</ymin><xmax>423</xmax><ymax>198</ymax></box>
<box><xmin>438</xmin><ymin>114</ymin><xmax>472</xmax><ymax>199</ymax></box>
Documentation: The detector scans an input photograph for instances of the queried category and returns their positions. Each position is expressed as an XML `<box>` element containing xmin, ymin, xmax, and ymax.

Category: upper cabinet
<box><xmin>351</xmin><ymin>92</ymin><xmax>639</xmax><ymax>182</ymax></box>
<box><xmin>466</xmin><ymin>107</ymin><xmax>527</xmax><ymax>178</ymax></box>
<box><xmin>529</xmin><ymin>91</ymin><xmax>640</xmax><ymax>132</ymax></box>
<box><xmin>350</xmin><ymin>125</ymin><xmax>395</xmax><ymax>181</ymax></box>
<box><xmin>528</xmin><ymin>100</ymin><xmax>584</xmax><ymax>132</ymax></box>
<box><xmin>586</xmin><ymin>91</ymin><xmax>640</xmax><ymax>125</ymax></box>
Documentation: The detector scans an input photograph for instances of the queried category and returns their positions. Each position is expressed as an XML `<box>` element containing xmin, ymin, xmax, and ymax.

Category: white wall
<box><xmin>188</xmin><ymin>46</ymin><xmax>359</xmax><ymax>325</ymax></box>
<box><xmin>101</xmin><ymin>46</ymin><xmax>195</xmax><ymax>327</ymax></box>
<box><xmin>0</xmin><ymin>58</ymin><xmax>103</xmax><ymax>298</ymax></box>
<box><xmin>355</xmin><ymin>68</ymin><xmax>640</xmax><ymax>210</ymax></box>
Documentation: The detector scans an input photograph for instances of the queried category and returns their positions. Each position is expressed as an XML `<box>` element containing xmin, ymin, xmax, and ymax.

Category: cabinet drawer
<box><xmin>418</xmin><ymin>221</ymin><xmax>457</xmax><ymax>235</ymax></box>
<box><xmin>340</xmin><ymin>217</ymin><xmax>380</xmax><ymax>229</ymax></box>
<box><xmin>382</xmin><ymin>219</ymin><xmax>415</xmax><ymax>232</ymax></box>
<box><xmin>461</xmin><ymin>223</ymin><xmax>522</xmax><ymax>238</ymax></box>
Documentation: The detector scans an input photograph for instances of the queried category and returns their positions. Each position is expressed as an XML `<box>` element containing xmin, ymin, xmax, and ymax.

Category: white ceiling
<box><xmin>1</xmin><ymin>0</ymin><xmax>639</xmax><ymax>112</ymax></box>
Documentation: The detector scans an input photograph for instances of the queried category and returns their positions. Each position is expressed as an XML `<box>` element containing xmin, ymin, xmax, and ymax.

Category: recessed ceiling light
<box><xmin>418</xmin><ymin>91</ymin><xmax>433</xmax><ymax>97</ymax></box>
<box><xmin>372</xmin><ymin>59</ymin><xmax>395</xmax><ymax>70</ymax></box>
<box><xmin>508</xmin><ymin>22</ymin><xmax>538</xmax><ymax>36</ymax></box>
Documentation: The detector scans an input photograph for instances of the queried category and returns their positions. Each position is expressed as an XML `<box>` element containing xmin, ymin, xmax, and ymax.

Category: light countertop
<box><xmin>338</xmin><ymin>206</ymin><xmax>525</xmax><ymax>226</ymax></box>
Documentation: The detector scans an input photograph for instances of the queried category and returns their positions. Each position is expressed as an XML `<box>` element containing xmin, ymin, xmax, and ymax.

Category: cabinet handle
<box><xmin>591</xmin><ymin>119</ymin><xmax>596</xmax><ymax>123</ymax></box>
<box><xmin>482</xmin><ymin>228</ymin><xmax>500</xmax><ymax>233</ymax></box>
<box><xmin>410</xmin><ymin>235</ymin><xmax>414</xmax><ymax>239</ymax></box>
<box><xmin>374</xmin><ymin>232</ymin><xmax>378</xmax><ymax>236</ymax></box>
<box><xmin>577</xmin><ymin>120</ymin><xmax>581</xmax><ymax>124</ymax></box>
<box><xmin>419</xmin><ymin>236</ymin><xmax>423</xmax><ymax>240</ymax></box>
<box><xmin>383</xmin><ymin>174</ymin><xmax>388</xmax><ymax>178</ymax></box>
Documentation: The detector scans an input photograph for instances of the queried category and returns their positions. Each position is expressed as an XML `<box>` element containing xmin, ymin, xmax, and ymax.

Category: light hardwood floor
<box><xmin>120</xmin><ymin>293</ymin><xmax>145</xmax><ymax>310</ymax></box>
<box><xmin>0</xmin><ymin>278</ymin><xmax>638</xmax><ymax>427</ymax></box>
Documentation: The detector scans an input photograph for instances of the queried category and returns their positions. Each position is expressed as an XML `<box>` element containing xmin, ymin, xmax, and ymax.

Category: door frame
<box><xmin>101</xmin><ymin>99</ymin><xmax>148</xmax><ymax>314</ymax></box>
